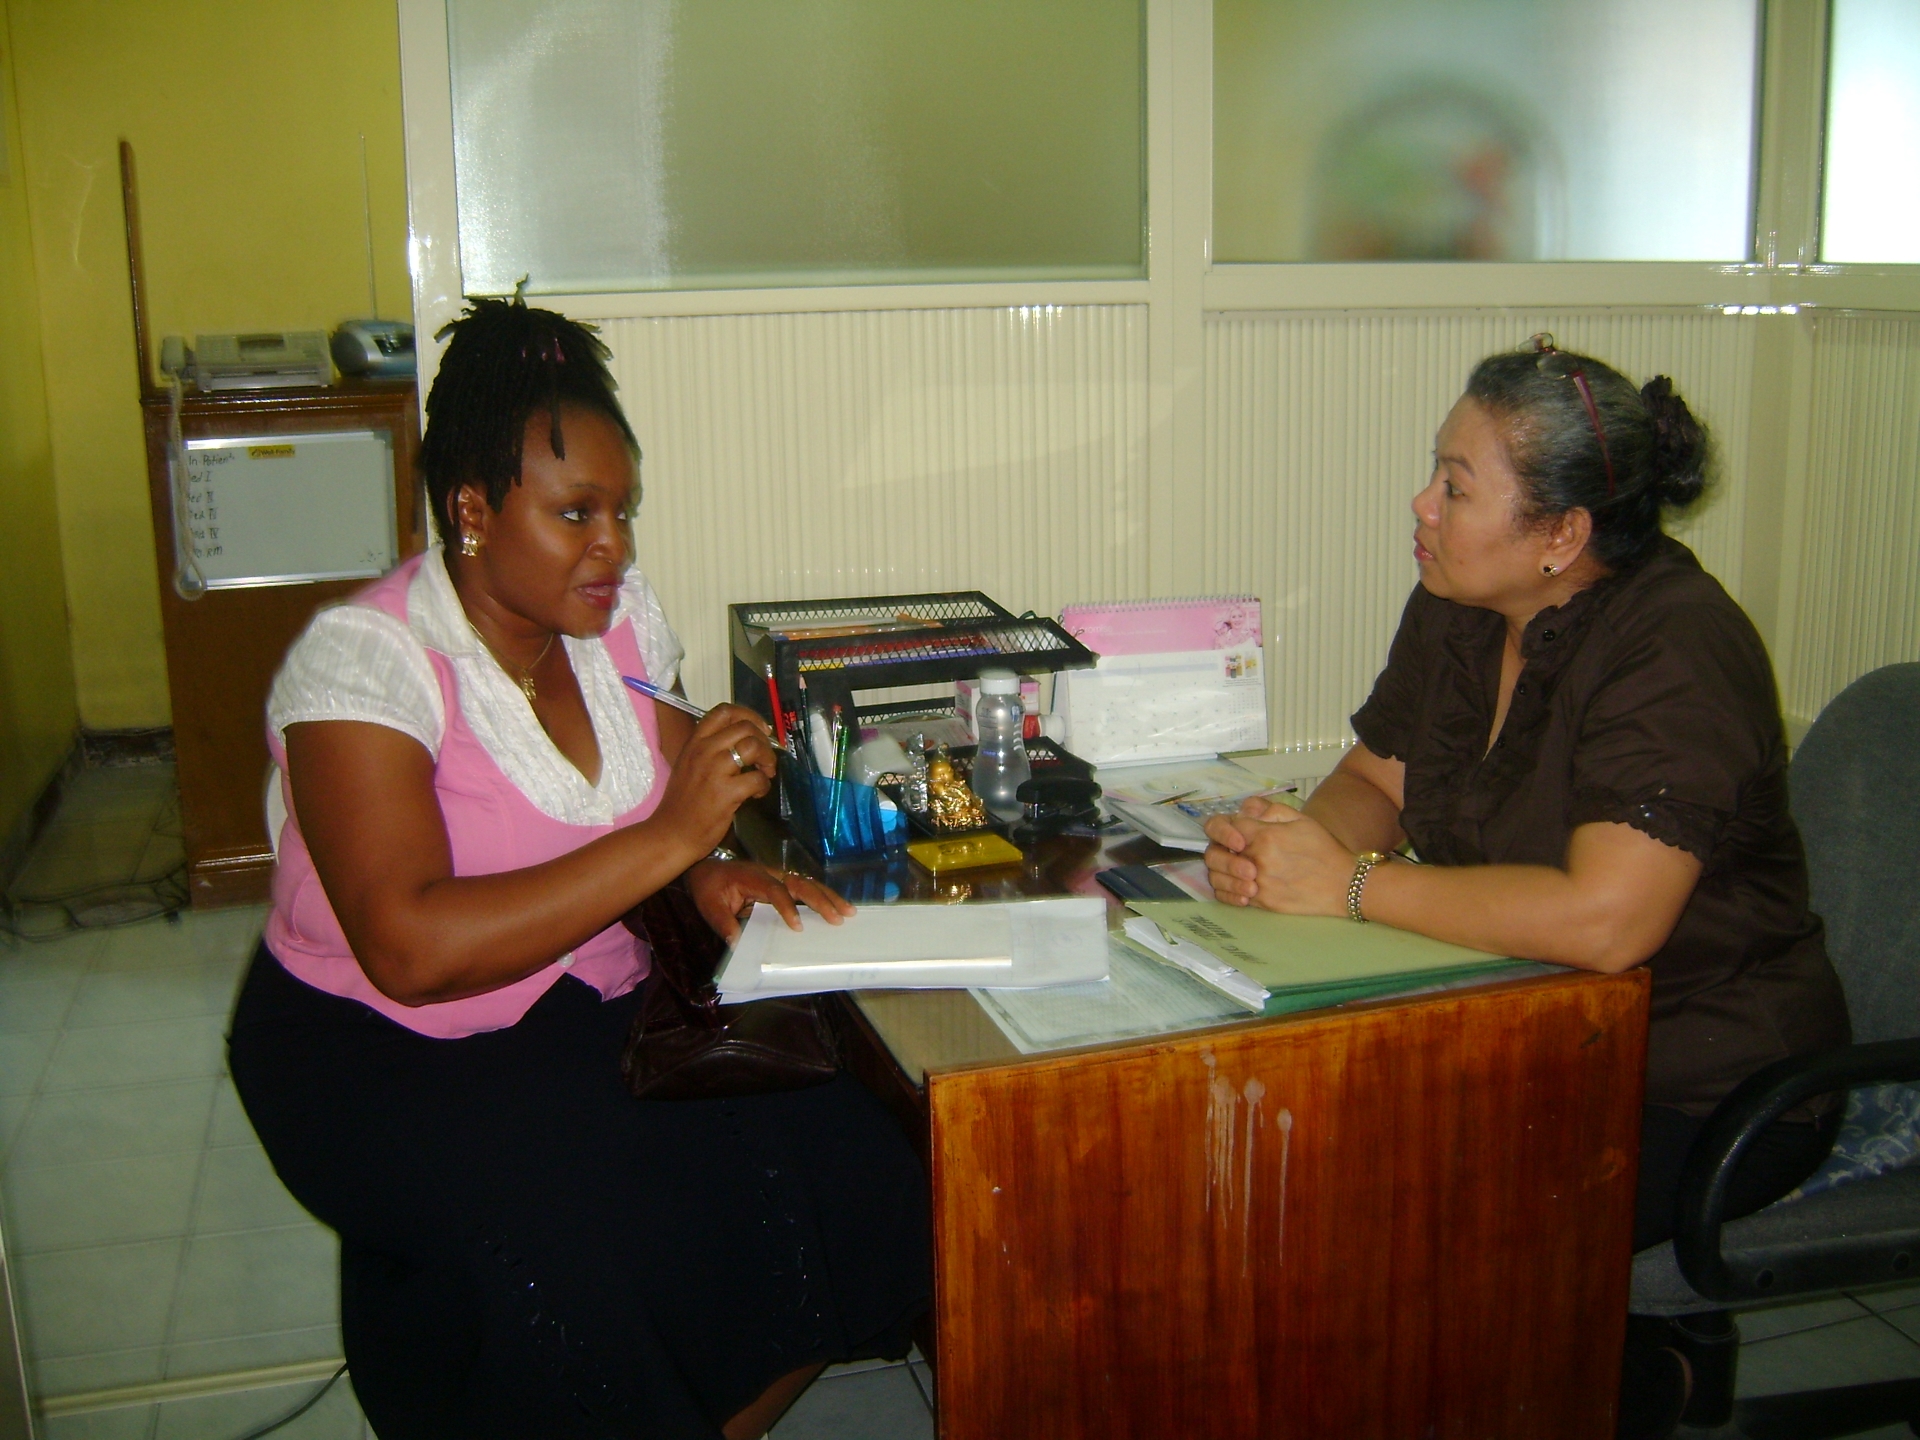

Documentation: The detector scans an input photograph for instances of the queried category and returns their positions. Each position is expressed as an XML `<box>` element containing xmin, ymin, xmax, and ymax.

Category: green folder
<box><xmin>1126</xmin><ymin>900</ymin><xmax>1528</xmax><ymax>1015</ymax></box>
<box><xmin>1252</xmin><ymin>961</ymin><xmax>1540</xmax><ymax>1017</ymax></box>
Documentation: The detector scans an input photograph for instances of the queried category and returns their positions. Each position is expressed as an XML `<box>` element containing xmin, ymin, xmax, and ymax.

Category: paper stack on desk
<box><xmin>972</xmin><ymin>934</ymin><xmax>1252</xmax><ymax>1054</ymax></box>
<box><xmin>1098</xmin><ymin>757</ymin><xmax>1299</xmax><ymax>852</ymax></box>
<box><xmin>1120</xmin><ymin>915</ymin><xmax>1268</xmax><ymax>1010</ymax></box>
<box><xmin>716</xmin><ymin>896</ymin><xmax>1109</xmax><ymax>1000</ymax></box>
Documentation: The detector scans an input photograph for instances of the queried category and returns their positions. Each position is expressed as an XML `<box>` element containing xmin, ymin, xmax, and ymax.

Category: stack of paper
<box><xmin>716</xmin><ymin>896</ymin><xmax>1109</xmax><ymax>1000</ymax></box>
<box><xmin>1099</xmin><ymin>758</ymin><xmax>1298</xmax><ymax>851</ymax></box>
<box><xmin>1124</xmin><ymin>899</ymin><xmax>1532</xmax><ymax>1015</ymax></box>
<box><xmin>971</xmin><ymin>934</ymin><xmax>1251</xmax><ymax>1054</ymax></box>
<box><xmin>1121</xmin><ymin>915</ymin><xmax>1268</xmax><ymax>1009</ymax></box>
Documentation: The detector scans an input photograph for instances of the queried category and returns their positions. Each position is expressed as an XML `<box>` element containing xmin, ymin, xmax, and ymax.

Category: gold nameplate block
<box><xmin>907</xmin><ymin>834</ymin><xmax>1024</xmax><ymax>875</ymax></box>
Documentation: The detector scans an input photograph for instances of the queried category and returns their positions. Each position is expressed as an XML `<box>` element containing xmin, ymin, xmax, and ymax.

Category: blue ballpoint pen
<box><xmin>621</xmin><ymin>675</ymin><xmax>707</xmax><ymax>719</ymax></box>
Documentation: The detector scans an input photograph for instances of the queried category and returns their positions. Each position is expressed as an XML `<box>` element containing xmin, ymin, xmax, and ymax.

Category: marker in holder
<box><xmin>778</xmin><ymin>754</ymin><xmax>907</xmax><ymax>864</ymax></box>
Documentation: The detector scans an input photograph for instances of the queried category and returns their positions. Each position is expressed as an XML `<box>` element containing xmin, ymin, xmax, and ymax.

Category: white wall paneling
<box><xmin>602</xmin><ymin>305</ymin><xmax>1151</xmax><ymax>707</ymax></box>
<box><xmin>1778</xmin><ymin>313</ymin><xmax>1920</xmax><ymax>727</ymax></box>
<box><xmin>602</xmin><ymin>297</ymin><xmax>1912</xmax><ymax>751</ymax></box>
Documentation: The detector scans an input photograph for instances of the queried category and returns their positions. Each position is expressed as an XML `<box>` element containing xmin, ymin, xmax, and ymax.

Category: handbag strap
<box><xmin>623</xmin><ymin>879</ymin><xmax>729</xmax><ymax>1015</ymax></box>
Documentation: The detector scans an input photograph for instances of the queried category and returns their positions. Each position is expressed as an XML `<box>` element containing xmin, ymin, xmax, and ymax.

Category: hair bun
<box><xmin>1640</xmin><ymin>375</ymin><xmax>1708</xmax><ymax>510</ymax></box>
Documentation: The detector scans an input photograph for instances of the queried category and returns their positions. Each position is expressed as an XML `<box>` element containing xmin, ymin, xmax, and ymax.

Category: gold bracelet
<box><xmin>1347</xmin><ymin>851</ymin><xmax>1391</xmax><ymax>923</ymax></box>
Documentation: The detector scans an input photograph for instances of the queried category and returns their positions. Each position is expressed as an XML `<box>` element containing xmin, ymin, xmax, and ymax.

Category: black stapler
<box><xmin>1009</xmin><ymin>773</ymin><xmax>1102</xmax><ymax>840</ymax></box>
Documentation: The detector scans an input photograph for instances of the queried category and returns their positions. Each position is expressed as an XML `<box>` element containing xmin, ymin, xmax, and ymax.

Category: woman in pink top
<box><xmin>228</xmin><ymin>301</ymin><xmax>930</xmax><ymax>1440</ymax></box>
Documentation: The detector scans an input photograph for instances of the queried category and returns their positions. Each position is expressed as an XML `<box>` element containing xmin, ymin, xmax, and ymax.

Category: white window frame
<box><xmin>399</xmin><ymin>0</ymin><xmax>1920</xmax><ymax>525</ymax></box>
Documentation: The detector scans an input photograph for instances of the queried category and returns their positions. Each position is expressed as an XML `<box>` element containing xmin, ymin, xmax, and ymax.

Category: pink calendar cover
<box><xmin>1058</xmin><ymin>596</ymin><xmax>1263</xmax><ymax>657</ymax></box>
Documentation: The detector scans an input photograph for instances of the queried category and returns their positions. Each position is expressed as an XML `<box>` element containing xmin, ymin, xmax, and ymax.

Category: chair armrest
<box><xmin>1672</xmin><ymin>1038</ymin><xmax>1920</xmax><ymax>1302</ymax></box>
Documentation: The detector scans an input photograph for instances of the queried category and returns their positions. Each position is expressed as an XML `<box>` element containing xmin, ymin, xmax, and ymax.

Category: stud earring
<box><xmin>460</xmin><ymin>532</ymin><xmax>482</xmax><ymax>557</ymax></box>
<box><xmin>1542</xmin><ymin>563</ymin><xmax>1559</xmax><ymax>576</ymax></box>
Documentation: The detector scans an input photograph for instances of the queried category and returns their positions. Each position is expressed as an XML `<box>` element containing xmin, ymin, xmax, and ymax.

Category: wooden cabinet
<box><xmin>141</xmin><ymin>380</ymin><xmax>423</xmax><ymax>908</ymax></box>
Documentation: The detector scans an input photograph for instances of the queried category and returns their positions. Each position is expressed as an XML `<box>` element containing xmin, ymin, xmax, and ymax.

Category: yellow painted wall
<box><xmin>7</xmin><ymin>0</ymin><xmax>409</xmax><ymax>728</ymax></box>
<box><xmin>0</xmin><ymin>0</ymin><xmax>77</xmax><ymax>839</ymax></box>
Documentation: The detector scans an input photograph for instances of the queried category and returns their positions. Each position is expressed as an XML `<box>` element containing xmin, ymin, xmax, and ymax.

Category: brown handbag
<box><xmin>619</xmin><ymin>880</ymin><xmax>841</xmax><ymax>1102</ymax></box>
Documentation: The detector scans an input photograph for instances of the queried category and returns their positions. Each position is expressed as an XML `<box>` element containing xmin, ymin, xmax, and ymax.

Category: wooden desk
<box><xmin>738</xmin><ymin>809</ymin><xmax>1649</xmax><ymax>1439</ymax></box>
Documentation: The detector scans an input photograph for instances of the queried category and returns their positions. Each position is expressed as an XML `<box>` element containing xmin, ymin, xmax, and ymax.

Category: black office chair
<box><xmin>1627</xmin><ymin>662</ymin><xmax>1920</xmax><ymax>1438</ymax></box>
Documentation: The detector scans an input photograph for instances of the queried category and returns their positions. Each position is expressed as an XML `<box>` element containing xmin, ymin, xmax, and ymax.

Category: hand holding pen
<box><xmin>622</xmin><ymin>675</ymin><xmax>707</xmax><ymax>720</ymax></box>
<box><xmin>623</xmin><ymin>675</ymin><xmax>777</xmax><ymax>780</ymax></box>
<box><xmin>622</xmin><ymin>677</ymin><xmax>852</xmax><ymax>932</ymax></box>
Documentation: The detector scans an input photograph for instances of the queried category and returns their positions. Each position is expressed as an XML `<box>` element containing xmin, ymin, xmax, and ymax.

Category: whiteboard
<box><xmin>182</xmin><ymin>431</ymin><xmax>396</xmax><ymax>588</ymax></box>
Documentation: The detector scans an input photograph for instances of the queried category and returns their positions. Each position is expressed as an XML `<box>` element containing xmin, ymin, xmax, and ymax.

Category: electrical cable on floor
<box><xmin>221</xmin><ymin>1363</ymin><xmax>349</xmax><ymax>1440</ymax></box>
<box><xmin>2</xmin><ymin>747</ymin><xmax>187</xmax><ymax>943</ymax></box>
<box><xmin>2</xmin><ymin>864</ymin><xmax>188</xmax><ymax>910</ymax></box>
<box><xmin>0</xmin><ymin>861</ymin><xmax>189</xmax><ymax>944</ymax></box>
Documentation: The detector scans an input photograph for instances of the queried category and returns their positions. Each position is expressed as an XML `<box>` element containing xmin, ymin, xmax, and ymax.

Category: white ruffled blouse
<box><xmin>267</xmin><ymin>546</ymin><xmax>685</xmax><ymax>825</ymax></box>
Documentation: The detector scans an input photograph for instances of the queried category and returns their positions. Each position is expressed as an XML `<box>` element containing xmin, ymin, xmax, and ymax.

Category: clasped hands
<box><xmin>1203</xmin><ymin>795</ymin><xmax>1356</xmax><ymax>916</ymax></box>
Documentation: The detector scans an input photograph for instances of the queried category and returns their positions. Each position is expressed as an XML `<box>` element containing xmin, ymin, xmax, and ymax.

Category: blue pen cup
<box><xmin>779</xmin><ymin>756</ymin><xmax>907</xmax><ymax>863</ymax></box>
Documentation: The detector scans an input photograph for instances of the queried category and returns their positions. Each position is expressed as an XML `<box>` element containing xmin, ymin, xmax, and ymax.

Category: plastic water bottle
<box><xmin>971</xmin><ymin>671</ymin><xmax>1031</xmax><ymax>819</ymax></box>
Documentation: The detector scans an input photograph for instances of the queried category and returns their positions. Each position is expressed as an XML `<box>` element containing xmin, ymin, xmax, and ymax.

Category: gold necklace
<box><xmin>472</xmin><ymin>624</ymin><xmax>556</xmax><ymax>703</ymax></box>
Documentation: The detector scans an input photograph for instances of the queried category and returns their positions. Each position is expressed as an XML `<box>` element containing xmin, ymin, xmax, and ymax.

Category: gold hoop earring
<box><xmin>460</xmin><ymin>532</ymin><xmax>482</xmax><ymax>557</ymax></box>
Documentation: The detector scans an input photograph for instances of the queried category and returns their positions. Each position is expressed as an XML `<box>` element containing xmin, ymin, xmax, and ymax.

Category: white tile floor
<box><xmin>3</xmin><ymin>761</ymin><xmax>1915</xmax><ymax>1439</ymax></box>
<box><xmin>0</xmin><ymin>762</ymin><xmax>932</xmax><ymax>1440</ymax></box>
<box><xmin>0</xmin><ymin>905</ymin><xmax>352</xmax><ymax>1434</ymax></box>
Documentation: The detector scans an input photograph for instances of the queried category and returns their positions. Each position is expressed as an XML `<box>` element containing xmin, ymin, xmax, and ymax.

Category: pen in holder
<box><xmin>779</xmin><ymin>752</ymin><xmax>906</xmax><ymax>863</ymax></box>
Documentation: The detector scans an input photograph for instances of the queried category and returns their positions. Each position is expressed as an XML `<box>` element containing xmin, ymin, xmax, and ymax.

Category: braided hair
<box><xmin>418</xmin><ymin>297</ymin><xmax>639</xmax><ymax>543</ymax></box>
<box><xmin>1466</xmin><ymin>339</ymin><xmax>1710</xmax><ymax>572</ymax></box>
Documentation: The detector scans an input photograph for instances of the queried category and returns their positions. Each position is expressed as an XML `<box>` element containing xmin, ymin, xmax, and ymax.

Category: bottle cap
<box><xmin>979</xmin><ymin>670</ymin><xmax>1019</xmax><ymax>695</ymax></box>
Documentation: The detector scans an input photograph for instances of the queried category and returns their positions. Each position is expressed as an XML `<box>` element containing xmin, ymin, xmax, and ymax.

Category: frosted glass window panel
<box><xmin>1214</xmin><ymin>0</ymin><xmax>1759</xmax><ymax>263</ymax></box>
<box><xmin>448</xmin><ymin>0</ymin><xmax>1144</xmax><ymax>293</ymax></box>
<box><xmin>1822</xmin><ymin>0</ymin><xmax>1920</xmax><ymax>263</ymax></box>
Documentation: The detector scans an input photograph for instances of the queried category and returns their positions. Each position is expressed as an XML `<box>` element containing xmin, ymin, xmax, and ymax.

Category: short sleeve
<box><xmin>615</xmin><ymin>570</ymin><xmax>685</xmax><ymax>690</ymax></box>
<box><xmin>1567</xmin><ymin>601</ymin><xmax>1777</xmax><ymax>862</ymax></box>
<box><xmin>267</xmin><ymin>605</ymin><xmax>445</xmax><ymax>756</ymax></box>
<box><xmin>1351</xmin><ymin>586</ymin><xmax>1441</xmax><ymax>762</ymax></box>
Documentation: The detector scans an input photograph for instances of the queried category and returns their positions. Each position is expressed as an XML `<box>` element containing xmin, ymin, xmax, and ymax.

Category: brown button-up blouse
<box><xmin>1351</xmin><ymin>537</ymin><xmax>1849</xmax><ymax>1115</ymax></box>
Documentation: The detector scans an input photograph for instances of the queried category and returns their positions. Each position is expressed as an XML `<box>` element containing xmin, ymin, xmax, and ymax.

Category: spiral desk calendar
<box><xmin>1056</xmin><ymin>596</ymin><xmax>1268</xmax><ymax>766</ymax></box>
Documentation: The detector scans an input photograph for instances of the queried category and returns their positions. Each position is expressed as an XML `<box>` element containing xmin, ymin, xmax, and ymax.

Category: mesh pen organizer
<box><xmin>728</xmin><ymin>592</ymin><xmax>1097</xmax><ymax>863</ymax></box>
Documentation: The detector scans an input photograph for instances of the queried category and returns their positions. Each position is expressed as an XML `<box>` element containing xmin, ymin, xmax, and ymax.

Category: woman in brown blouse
<box><xmin>1204</xmin><ymin>338</ymin><xmax>1848</xmax><ymax>1301</ymax></box>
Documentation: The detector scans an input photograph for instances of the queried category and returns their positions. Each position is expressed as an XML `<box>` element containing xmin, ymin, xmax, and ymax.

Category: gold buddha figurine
<box><xmin>925</xmin><ymin>750</ymin><xmax>988</xmax><ymax>831</ymax></box>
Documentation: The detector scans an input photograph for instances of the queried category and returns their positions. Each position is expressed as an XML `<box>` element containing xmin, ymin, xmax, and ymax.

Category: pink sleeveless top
<box><xmin>264</xmin><ymin>555</ymin><xmax>668</xmax><ymax>1038</ymax></box>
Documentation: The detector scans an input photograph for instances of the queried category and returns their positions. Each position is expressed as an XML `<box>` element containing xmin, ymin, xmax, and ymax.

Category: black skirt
<box><xmin>227</xmin><ymin>943</ymin><xmax>930</xmax><ymax>1440</ymax></box>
